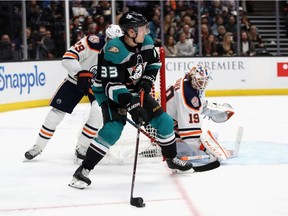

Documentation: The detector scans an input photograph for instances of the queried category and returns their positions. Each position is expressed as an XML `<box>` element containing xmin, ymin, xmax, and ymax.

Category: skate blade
<box><xmin>68</xmin><ymin>177</ymin><xmax>88</xmax><ymax>189</ymax></box>
<box><xmin>171</xmin><ymin>168</ymin><xmax>195</xmax><ymax>174</ymax></box>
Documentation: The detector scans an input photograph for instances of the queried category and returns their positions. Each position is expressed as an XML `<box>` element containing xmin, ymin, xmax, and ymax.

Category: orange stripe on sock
<box><xmin>83</xmin><ymin>127</ymin><xmax>97</xmax><ymax>136</ymax></box>
<box><xmin>40</xmin><ymin>129</ymin><xmax>53</xmax><ymax>137</ymax></box>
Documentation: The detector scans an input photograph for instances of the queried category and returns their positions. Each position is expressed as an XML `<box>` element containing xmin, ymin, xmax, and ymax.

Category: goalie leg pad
<box><xmin>200</xmin><ymin>130</ymin><xmax>230</xmax><ymax>160</ymax></box>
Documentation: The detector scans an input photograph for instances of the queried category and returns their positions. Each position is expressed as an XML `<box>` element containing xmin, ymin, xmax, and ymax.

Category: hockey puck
<box><xmin>130</xmin><ymin>197</ymin><xmax>146</xmax><ymax>208</ymax></box>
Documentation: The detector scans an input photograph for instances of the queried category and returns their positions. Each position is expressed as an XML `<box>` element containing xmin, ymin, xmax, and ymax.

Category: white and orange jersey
<box><xmin>166</xmin><ymin>75</ymin><xmax>206</xmax><ymax>145</ymax></box>
<box><xmin>61</xmin><ymin>35</ymin><xmax>105</xmax><ymax>84</ymax></box>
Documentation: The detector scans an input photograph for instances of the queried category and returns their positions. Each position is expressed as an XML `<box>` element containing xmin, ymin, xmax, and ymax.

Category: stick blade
<box><xmin>193</xmin><ymin>160</ymin><xmax>220</xmax><ymax>172</ymax></box>
<box><xmin>130</xmin><ymin>197</ymin><xmax>146</xmax><ymax>208</ymax></box>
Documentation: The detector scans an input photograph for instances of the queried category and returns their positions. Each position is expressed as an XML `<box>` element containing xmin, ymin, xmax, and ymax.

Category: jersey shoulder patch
<box><xmin>108</xmin><ymin>46</ymin><xmax>119</xmax><ymax>53</ymax></box>
<box><xmin>87</xmin><ymin>35</ymin><xmax>105</xmax><ymax>51</ymax></box>
<box><xmin>88</xmin><ymin>35</ymin><xmax>99</xmax><ymax>43</ymax></box>
<box><xmin>104</xmin><ymin>38</ymin><xmax>128</xmax><ymax>64</ymax></box>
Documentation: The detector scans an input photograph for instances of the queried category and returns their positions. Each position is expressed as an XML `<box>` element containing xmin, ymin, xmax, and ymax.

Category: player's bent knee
<box><xmin>97</xmin><ymin>121</ymin><xmax>124</xmax><ymax>147</ymax></box>
<box><xmin>45</xmin><ymin>108</ymin><xmax>66</xmax><ymax>128</ymax></box>
<box><xmin>150</xmin><ymin>112</ymin><xmax>174</xmax><ymax>136</ymax></box>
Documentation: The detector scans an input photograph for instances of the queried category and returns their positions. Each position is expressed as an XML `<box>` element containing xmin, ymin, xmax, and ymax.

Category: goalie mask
<box><xmin>187</xmin><ymin>64</ymin><xmax>211</xmax><ymax>91</ymax></box>
<box><xmin>105</xmin><ymin>24</ymin><xmax>123</xmax><ymax>41</ymax></box>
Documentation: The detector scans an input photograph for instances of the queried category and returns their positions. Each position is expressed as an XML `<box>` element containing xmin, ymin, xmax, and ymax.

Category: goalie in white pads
<box><xmin>166</xmin><ymin>64</ymin><xmax>235</xmax><ymax>162</ymax></box>
<box><xmin>24</xmin><ymin>24</ymin><xmax>123</xmax><ymax>161</ymax></box>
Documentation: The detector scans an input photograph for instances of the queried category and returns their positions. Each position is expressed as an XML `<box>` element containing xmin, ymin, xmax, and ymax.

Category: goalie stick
<box><xmin>126</xmin><ymin>116</ymin><xmax>221</xmax><ymax>172</ymax></box>
<box><xmin>179</xmin><ymin>126</ymin><xmax>244</xmax><ymax>161</ymax></box>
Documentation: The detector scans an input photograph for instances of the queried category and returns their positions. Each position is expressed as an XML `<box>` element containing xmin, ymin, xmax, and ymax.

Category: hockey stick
<box><xmin>130</xmin><ymin>90</ymin><xmax>145</xmax><ymax>208</ymax></box>
<box><xmin>172</xmin><ymin>160</ymin><xmax>221</xmax><ymax>174</ymax></box>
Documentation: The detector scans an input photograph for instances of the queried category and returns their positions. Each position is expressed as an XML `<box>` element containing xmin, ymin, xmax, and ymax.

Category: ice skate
<box><xmin>69</xmin><ymin>165</ymin><xmax>91</xmax><ymax>189</ymax></box>
<box><xmin>24</xmin><ymin>145</ymin><xmax>42</xmax><ymax>160</ymax></box>
<box><xmin>166</xmin><ymin>157</ymin><xmax>193</xmax><ymax>171</ymax></box>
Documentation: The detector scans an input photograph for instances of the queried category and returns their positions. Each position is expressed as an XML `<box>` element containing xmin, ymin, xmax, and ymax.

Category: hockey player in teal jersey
<box><xmin>69</xmin><ymin>11</ymin><xmax>192</xmax><ymax>189</ymax></box>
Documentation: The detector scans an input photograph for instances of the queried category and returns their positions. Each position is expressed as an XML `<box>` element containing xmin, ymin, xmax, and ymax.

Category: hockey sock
<box><xmin>82</xmin><ymin>147</ymin><xmax>104</xmax><ymax>170</ymax></box>
<box><xmin>161</xmin><ymin>142</ymin><xmax>177</xmax><ymax>159</ymax></box>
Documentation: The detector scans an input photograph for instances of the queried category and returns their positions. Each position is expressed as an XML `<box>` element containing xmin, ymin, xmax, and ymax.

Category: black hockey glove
<box><xmin>137</xmin><ymin>75</ymin><xmax>155</xmax><ymax>94</ymax></box>
<box><xmin>126</xmin><ymin>97</ymin><xmax>148</xmax><ymax>125</ymax></box>
<box><xmin>76</xmin><ymin>70</ymin><xmax>93</xmax><ymax>95</ymax></box>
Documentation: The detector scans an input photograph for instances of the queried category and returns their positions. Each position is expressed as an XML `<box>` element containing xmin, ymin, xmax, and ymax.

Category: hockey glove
<box><xmin>126</xmin><ymin>97</ymin><xmax>148</xmax><ymax>125</ymax></box>
<box><xmin>76</xmin><ymin>70</ymin><xmax>93</xmax><ymax>95</ymax></box>
<box><xmin>137</xmin><ymin>75</ymin><xmax>155</xmax><ymax>94</ymax></box>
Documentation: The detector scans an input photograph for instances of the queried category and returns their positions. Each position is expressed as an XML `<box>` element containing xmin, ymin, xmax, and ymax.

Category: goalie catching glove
<box><xmin>202</xmin><ymin>101</ymin><xmax>234</xmax><ymax>123</ymax></box>
<box><xmin>76</xmin><ymin>70</ymin><xmax>93</xmax><ymax>95</ymax></box>
<box><xmin>126</xmin><ymin>97</ymin><xmax>148</xmax><ymax>125</ymax></box>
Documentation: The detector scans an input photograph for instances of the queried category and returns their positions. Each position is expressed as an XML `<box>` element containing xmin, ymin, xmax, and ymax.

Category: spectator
<box><xmin>200</xmin><ymin>23</ymin><xmax>210</xmax><ymax>44</ymax></box>
<box><xmin>249</xmin><ymin>25</ymin><xmax>265</xmax><ymax>50</ymax></box>
<box><xmin>217</xmin><ymin>32</ymin><xmax>236</xmax><ymax>56</ymax></box>
<box><xmin>180</xmin><ymin>24</ymin><xmax>194</xmax><ymax>40</ymax></box>
<box><xmin>94</xmin><ymin>15</ymin><xmax>106</xmax><ymax>36</ymax></box>
<box><xmin>149</xmin><ymin>14</ymin><xmax>161</xmax><ymax>46</ymax></box>
<box><xmin>0</xmin><ymin>1</ymin><xmax>21</xmax><ymax>39</ymax></box>
<box><xmin>82</xmin><ymin>15</ymin><xmax>94</xmax><ymax>34</ymax></box>
<box><xmin>42</xmin><ymin>29</ymin><xmax>56</xmax><ymax>59</ymax></box>
<box><xmin>29</xmin><ymin>31</ymin><xmax>48</xmax><ymax>59</ymax></box>
<box><xmin>87</xmin><ymin>23</ymin><xmax>97</xmax><ymax>35</ymax></box>
<box><xmin>240</xmin><ymin>15</ymin><xmax>251</xmax><ymax>32</ymax></box>
<box><xmin>201</xmin><ymin>9</ymin><xmax>214</xmax><ymax>28</ymax></box>
<box><xmin>221</xmin><ymin>6</ymin><xmax>229</xmax><ymax>24</ymax></box>
<box><xmin>164</xmin><ymin>35</ymin><xmax>178</xmax><ymax>56</ymax></box>
<box><xmin>215</xmin><ymin>25</ymin><xmax>226</xmax><ymax>43</ymax></box>
<box><xmin>41</xmin><ymin>0</ymin><xmax>64</xmax><ymax>23</ymax></box>
<box><xmin>211</xmin><ymin>15</ymin><xmax>224</xmax><ymax>36</ymax></box>
<box><xmin>11</xmin><ymin>27</ymin><xmax>34</xmax><ymax>60</ymax></box>
<box><xmin>176</xmin><ymin>32</ymin><xmax>196</xmax><ymax>56</ymax></box>
<box><xmin>239</xmin><ymin>30</ymin><xmax>255</xmax><ymax>56</ymax></box>
<box><xmin>225</xmin><ymin>15</ymin><xmax>237</xmax><ymax>41</ymax></box>
<box><xmin>95</xmin><ymin>0</ymin><xmax>112</xmax><ymax>23</ymax></box>
<box><xmin>26</xmin><ymin>0</ymin><xmax>41</xmax><ymax>29</ymax></box>
<box><xmin>71</xmin><ymin>0</ymin><xmax>89</xmax><ymax>23</ymax></box>
<box><xmin>164</xmin><ymin>14</ymin><xmax>173</xmax><ymax>34</ymax></box>
<box><xmin>71</xmin><ymin>17</ymin><xmax>83</xmax><ymax>44</ymax></box>
<box><xmin>209</xmin><ymin>0</ymin><xmax>223</xmax><ymax>18</ymax></box>
<box><xmin>202</xmin><ymin>34</ymin><xmax>218</xmax><ymax>56</ymax></box>
<box><xmin>29</xmin><ymin>26</ymin><xmax>55</xmax><ymax>60</ymax></box>
<box><xmin>0</xmin><ymin>34</ymin><xmax>13</xmax><ymax>60</ymax></box>
<box><xmin>166</xmin><ymin>26</ymin><xmax>178</xmax><ymax>42</ymax></box>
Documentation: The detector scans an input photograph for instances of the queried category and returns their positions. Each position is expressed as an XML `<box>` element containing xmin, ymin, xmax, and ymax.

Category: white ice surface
<box><xmin>0</xmin><ymin>96</ymin><xmax>288</xmax><ymax>216</ymax></box>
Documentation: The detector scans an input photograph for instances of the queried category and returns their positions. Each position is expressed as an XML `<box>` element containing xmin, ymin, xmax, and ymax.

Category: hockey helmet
<box><xmin>187</xmin><ymin>64</ymin><xmax>211</xmax><ymax>90</ymax></box>
<box><xmin>119</xmin><ymin>11</ymin><xmax>149</xmax><ymax>35</ymax></box>
<box><xmin>105</xmin><ymin>24</ymin><xmax>123</xmax><ymax>41</ymax></box>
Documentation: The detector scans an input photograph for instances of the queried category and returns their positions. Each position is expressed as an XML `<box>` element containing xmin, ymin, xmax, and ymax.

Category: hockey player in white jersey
<box><xmin>24</xmin><ymin>24</ymin><xmax>123</xmax><ymax>161</ymax></box>
<box><xmin>166</xmin><ymin>64</ymin><xmax>235</xmax><ymax>161</ymax></box>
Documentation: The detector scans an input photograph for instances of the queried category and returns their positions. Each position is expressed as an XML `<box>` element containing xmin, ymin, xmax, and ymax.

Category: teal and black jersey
<box><xmin>100</xmin><ymin>35</ymin><xmax>161</xmax><ymax>108</ymax></box>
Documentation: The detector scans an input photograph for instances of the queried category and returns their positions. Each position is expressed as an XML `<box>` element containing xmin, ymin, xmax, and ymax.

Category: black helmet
<box><xmin>119</xmin><ymin>11</ymin><xmax>148</xmax><ymax>34</ymax></box>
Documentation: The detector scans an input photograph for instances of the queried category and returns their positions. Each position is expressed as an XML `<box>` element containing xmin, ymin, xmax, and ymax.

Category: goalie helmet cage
<box><xmin>100</xmin><ymin>47</ymin><xmax>166</xmax><ymax>165</ymax></box>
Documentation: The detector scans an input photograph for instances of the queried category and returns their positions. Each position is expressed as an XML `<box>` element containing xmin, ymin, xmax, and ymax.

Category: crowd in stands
<box><xmin>0</xmin><ymin>0</ymin><xmax>272</xmax><ymax>61</ymax></box>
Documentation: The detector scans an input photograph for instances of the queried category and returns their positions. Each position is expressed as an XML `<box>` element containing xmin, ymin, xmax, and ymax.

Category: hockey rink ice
<box><xmin>0</xmin><ymin>95</ymin><xmax>288</xmax><ymax>216</ymax></box>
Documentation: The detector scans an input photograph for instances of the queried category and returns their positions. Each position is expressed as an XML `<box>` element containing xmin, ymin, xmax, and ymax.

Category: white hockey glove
<box><xmin>202</xmin><ymin>101</ymin><xmax>234</xmax><ymax>123</ymax></box>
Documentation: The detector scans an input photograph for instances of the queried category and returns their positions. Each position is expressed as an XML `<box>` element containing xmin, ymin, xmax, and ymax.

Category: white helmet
<box><xmin>105</xmin><ymin>24</ymin><xmax>123</xmax><ymax>41</ymax></box>
<box><xmin>187</xmin><ymin>64</ymin><xmax>211</xmax><ymax>90</ymax></box>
